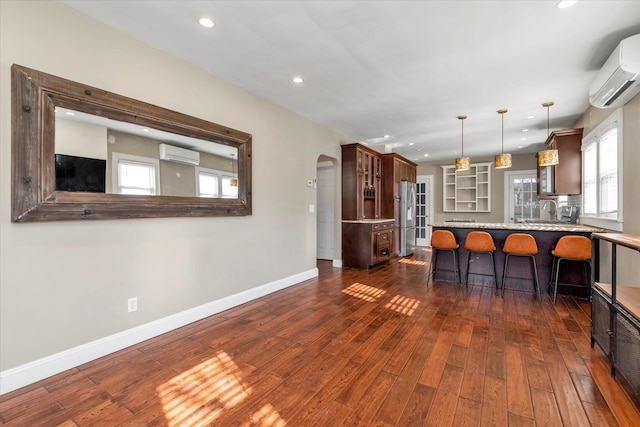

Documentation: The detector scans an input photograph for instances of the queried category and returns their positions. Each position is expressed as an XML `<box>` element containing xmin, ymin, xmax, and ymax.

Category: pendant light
<box><xmin>494</xmin><ymin>109</ymin><xmax>512</xmax><ymax>169</ymax></box>
<box><xmin>537</xmin><ymin>101</ymin><xmax>559</xmax><ymax>166</ymax></box>
<box><xmin>230</xmin><ymin>153</ymin><xmax>238</xmax><ymax>187</ymax></box>
<box><xmin>455</xmin><ymin>115</ymin><xmax>470</xmax><ymax>171</ymax></box>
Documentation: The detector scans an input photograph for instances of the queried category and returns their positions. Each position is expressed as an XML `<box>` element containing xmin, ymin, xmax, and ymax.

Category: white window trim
<box><xmin>195</xmin><ymin>166</ymin><xmax>235</xmax><ymax>198</ymax></box>
<box><xmin>580</xmin><ymin>109</ymin><xmax>623</xmax><ymax>231</ymax></box>
<box><xmin>111</xmin><ymin>152</ymin><xmax>161</xmax><ymax>195</ymax></box>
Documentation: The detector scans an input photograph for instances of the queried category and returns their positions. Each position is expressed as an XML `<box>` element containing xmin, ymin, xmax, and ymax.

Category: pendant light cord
<box><xmin>501</xmin><ymin>113</ymin><xmax>504</xmax><ymax>154</ymax></box>
<box><xmin>461</xmin><ymin>118</ymin><xmax>464</xmax><ymax>156</ymax></box>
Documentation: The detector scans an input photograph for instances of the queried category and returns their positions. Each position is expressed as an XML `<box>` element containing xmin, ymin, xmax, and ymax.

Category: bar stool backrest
<box><xmin>552</xmin><ymin>235</ymin><xmax>591</xmax><ymax>260</ymax></box>
<box><xmin>431</xmin><ymin>230</ymin><xmax>459</xmax><ymax>250</ymax></box>
<box><xmin>503</xmin><ymin>233</ymin><xmax>538</xmax><ymax>255</ymax></box>
<box><xmin>464</xmin><ymin>231</ymin><xmax>496</xmax><ymax>252</ymax></box>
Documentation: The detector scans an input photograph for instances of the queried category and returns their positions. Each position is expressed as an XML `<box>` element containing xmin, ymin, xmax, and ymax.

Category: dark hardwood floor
<box><xmin>1</xmin><ymin>248</ymin><xmax>639</xmax><ymax>426</ymax></box>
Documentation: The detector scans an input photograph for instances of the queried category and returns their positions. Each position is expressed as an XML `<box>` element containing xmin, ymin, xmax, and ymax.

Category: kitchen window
<box><xmin>581</xmin><ymin>109</ymin><xmax>623</xmax><ymax>231</ymax></box>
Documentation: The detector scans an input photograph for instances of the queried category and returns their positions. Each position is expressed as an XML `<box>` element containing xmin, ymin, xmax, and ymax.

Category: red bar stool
<box><xmin>427</xmin><ymin>230</ymin><xmax>460</xmax><ymax>285</ymax></box>
<box><xmin>501</xmin><ymin>233</ymin><xmax>541</xmax><ymax>298</ymax></box>
<box><xmin>463</xmin><ymin>231</ymin><xmax>499</xmax><ymax>294</ymax></box>
<box><xmin>550</xmin><ymin>235</ymin><xmax>592</xmax><ymax>303</ymax></box>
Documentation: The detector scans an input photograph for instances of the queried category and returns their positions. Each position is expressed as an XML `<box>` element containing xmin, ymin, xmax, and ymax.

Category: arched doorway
<box><xmin>316</xmin><ymin>156</ymin><xmax>338</xmax><ymax>261</ymax></box>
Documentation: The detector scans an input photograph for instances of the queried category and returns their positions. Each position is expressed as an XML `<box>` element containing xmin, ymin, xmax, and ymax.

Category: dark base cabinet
<box><xmin>591</xmin><ymin>233</ymin><xmax>640</xmax><ymax>410</ymax></box>
<box><xmin>592</xmin><ymin>284</ymin><xmax>640</xmax><ymax>409</ymax></box>
<box><xmin>342</xmin><ymin>220</ymin><xmax>394</xmax><ymax>269</ymax></box>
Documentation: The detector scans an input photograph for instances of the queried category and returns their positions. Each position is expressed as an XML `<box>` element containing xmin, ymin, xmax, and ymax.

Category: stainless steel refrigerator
<box><xmin>400</xmin><ymin>181</ymin><xmax>417</xmax><ymax>256</ymax></box>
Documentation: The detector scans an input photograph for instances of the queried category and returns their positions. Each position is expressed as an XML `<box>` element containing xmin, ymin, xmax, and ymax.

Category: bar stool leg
<box><xmin>464</xmin><ymin>251</ymin><xmax>472</xmax><ymax>286</ymax></box>
<box><xmin>552</xmin><ymin>257</ymin><xmax>563</xmax><ymax>304</ymax></box>
<box><xmin>501</xmin><ymin>254</ymin><xmax>510</xmax><ymax>298</ymax></box>
<box><xmin>453</xmin><ymin>249</ymin><xmax>460</xmax><ymax>284</ymax></box>
<box><xmin>549</xmin><ymin>256</ymin><xmax>557</xmax><ymax>296</ymax></box>
<box><xmin>427</xmin><ymin>248</ymin><xmax>439</xmax><ymax>286</ymax></box>
<box><xmin>531</xmin><ymin>255</ymin><xmax>541</xmax><ymax>299</ymax></box>
<box><xmin>490</xmin><ymin>252</ymin><xmax>499</xmax><ymax>295</ymax></box>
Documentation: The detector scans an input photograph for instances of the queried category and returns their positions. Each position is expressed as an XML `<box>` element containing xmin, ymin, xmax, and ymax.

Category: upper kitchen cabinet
<box><xmin>381</xmin><ymin>153</ymin><xmax>417</xmax><ymax>255</ymax></box>
<box><xmin>538</xmin><ymin>128</ymin><xmax>583</xmax><ymax>196</ymax></box>
<box><xmin>380</xmin><ymin>153</ymin><xmax>417</xmax><ymax>217</ymax></box>
<box><xmin>342</xmin><ymin>143</ymin><xmax>382</xmax><ymax>220</ymax></box>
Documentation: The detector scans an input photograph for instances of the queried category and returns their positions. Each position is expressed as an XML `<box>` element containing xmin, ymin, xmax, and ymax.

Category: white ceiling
<box><xmin>61</xmin><ymin>0</ymin><xmax>640</xmax><ymax>162</ymax></box>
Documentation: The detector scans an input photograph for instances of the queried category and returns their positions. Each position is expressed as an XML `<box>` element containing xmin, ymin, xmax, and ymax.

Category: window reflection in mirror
<box><xmin>54</xmin><ymin>108</ymin><xmax>239</xmax><ymax>198</ymax></box>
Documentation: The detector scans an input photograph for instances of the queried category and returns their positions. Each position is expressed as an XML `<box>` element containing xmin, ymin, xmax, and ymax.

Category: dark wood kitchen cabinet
<box><xmin>381</xmin><ymin>153</ymin><xmax>417</xmax><ymax>255</ymax></box>
<box><xmin>342</xmin><ymin>220</ymin><xmax>394</xmax><ymax>269</ymax></box>
<box><xmin>342</xmin><ymin>143</ymin><xmax>382</xmax><ymax>220</ymax></box>
<box><xmin>538</xmin><ymin>128</ymin><xmax>583</xmax><ymax>196</ymax></box>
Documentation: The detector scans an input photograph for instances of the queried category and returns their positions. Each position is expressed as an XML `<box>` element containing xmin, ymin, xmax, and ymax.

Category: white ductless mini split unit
<box><xmin>159</xmin><ymin>143</ymin><xmax>200</xmax><ymax>165</ymax></box>
<box><xmin>589</xmin><ymin>34</ymin><xmax>640</xmax><ymax>109</ymax></box>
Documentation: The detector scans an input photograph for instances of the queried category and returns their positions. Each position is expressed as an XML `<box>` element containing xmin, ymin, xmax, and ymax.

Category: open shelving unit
<box><xmin>442</xmin><ymin>162</ymin><xmax>491</xmax><ymax>212</ymax></box>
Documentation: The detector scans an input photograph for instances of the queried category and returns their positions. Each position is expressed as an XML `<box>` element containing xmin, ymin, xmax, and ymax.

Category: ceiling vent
<box><xmin>159</xmin><ymin>143</ymin><xmax>200</xmax><ymax>165</ymax></box>
<box><xmin>589</xmin><ymin>34</ymin><xmax>640</xmax><ymax>109</ymax></box>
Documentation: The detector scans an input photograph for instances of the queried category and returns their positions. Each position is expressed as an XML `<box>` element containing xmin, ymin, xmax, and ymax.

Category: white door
<box><xmin>316</xmin><ymin>161</ymin><xmax>334</xmax><ymax>260</ymax></box>
<box><xmin>416</xmin><ymin>175</ymin><xmax>434</xmax><ymax>247</ymax></box>
<box><xmin>504</xmin><ymin>170</ymin><xmax>540</xmax><ymax>222</ymax></box>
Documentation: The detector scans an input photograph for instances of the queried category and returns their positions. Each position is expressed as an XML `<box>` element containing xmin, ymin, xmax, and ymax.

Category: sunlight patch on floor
<box><xmin>342</xmin><ymin>282</ymin><xmax>387</xmax><ymax>302</ymax></box>
<box><xmin>246</xmin><ymin>403</ymin><xmax>287</xmax><ymax>426</ymax></box>
<box><xmin>158</xmin><ymin>351</ymin><xmax>253</xmax><ymax>426</ymax></box>
<box><xmin>398</xmin><ymin>258</ymin><xmax>428</xmax><ymax>266</ymax></box>
<box><xmin>385</xmin><ymin>294</ymin><xmax>420</xmax><ymax>316</ymax></box>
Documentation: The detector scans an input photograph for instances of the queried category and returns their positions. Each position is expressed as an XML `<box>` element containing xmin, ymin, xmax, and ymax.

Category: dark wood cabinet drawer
<box><xmin>372</xmin><ymin>221</ymin><xmax>394</xmax><ymax>231</ymax></box>
<box><xmin>376</xmin><ymin>230</ymin><xmax>390</xmax><ymax>246</ymax></box>
<box><xmin>377</xmin><ymin>245</ymin><xmax>390</xmax><ymax>260</ymax></box>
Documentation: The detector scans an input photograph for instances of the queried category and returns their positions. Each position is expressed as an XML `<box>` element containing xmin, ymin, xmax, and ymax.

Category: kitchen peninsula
<box><xmin>431</xmin><ymin>221</ymin><xmax>607</xmax><ymax>295</ymax></box>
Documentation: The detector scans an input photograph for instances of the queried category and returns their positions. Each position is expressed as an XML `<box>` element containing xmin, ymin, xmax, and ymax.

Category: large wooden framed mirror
<box><xmin>11</xmin><ymin>64</ymin><xmax>252</xmax><ymax>222</ymax></box>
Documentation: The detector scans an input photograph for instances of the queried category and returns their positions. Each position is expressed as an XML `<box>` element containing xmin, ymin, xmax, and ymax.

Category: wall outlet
<box><xmin>128</xmin><ymin>297</ymin><xmax>138</xmax><ymax>313</ymax></box>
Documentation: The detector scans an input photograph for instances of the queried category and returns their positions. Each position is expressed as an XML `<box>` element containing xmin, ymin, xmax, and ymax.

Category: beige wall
<box><xmin>0</xmin><ymin>1</ymin><xmax>343</xmax><ymax>372</ymax></box>
<box><xmin>417</xmin><ymin>153</ymin><xmax>538</xmax><ymax>223</ymax></box>
<box><xmin>56</xmin><ymin>118</ymin><xmax>108</xmax><ymax>160</ymax></box>
<box><xmin>574</xmin><ymin>95</ymin><xmax>640</xmax><ymax>286</ymax></box>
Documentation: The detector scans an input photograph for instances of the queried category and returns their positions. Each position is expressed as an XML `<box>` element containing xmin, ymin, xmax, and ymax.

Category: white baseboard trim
<box><xmin>0</xmin><ymin>268</ymin><xmax>318</xmax><ymax>395</ymax></box>
<box><xmin>332</xmin><ymin>259</ymin><xmax>343</xmax><ymax>268</ymax></box>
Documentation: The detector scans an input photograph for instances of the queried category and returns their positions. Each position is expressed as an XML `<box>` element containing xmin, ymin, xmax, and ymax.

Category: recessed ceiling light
<box><xmin>409</xmin><ymin>142</ymin><xmax>414</xmax><ymax>146</ymax></box>
<box><xmin>198</xmin><ymin>17</ymin><xmax>215</xmax><ymax>28</ymax></box>
<box><xmin>527</xmin><ymin>115</ymin><xmax>535</xmax><ymax>119</ymax></box>
<box><xmin>142</xmin><ymin>128</ymin><xmax>150</xmax><ymax>132</ymax></box>
<box><xmin>518</xmin><ymin>145</ymin><xmax>524</xmax><ymax>149</ymax></box>
<box><xmin>383</xmin><ymin>134</ymin><xmax>390</xmax><ymax>139</ymax></box>
<box><xmin>522</xmin><ymin>129</ymin><xmax>529</xmax><ymax>132</ymax></box>
<box><xmin>556</xmin><ymin>0</ymin><xmax>578</xmax><ymax>9</ymax></box>
<box><xmin>292</xmin><ymin>76</ymin><xmax>303</xmax><ymax>84</ymax></box>
<box><xmin>65</xmin><ymin>111</ymin><xmax>75</xmax><ymax>116</ymax></box>
<box><xmin>423</xmin><ymin>154</ymin><xmax>429</xmax><ymax>157</ymax></box>
<box><xmin>521</xmin><ymin>138</ymin><xmax>527</xmax><ymax>141</ymax></box>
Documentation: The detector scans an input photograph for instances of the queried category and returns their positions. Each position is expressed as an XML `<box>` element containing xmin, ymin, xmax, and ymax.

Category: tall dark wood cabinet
<box><xmin>341</xmin><ymin>144</ymin><xmax>393</xmax><ymax>269</ymax></box>
<box><xmin>341</xmin><ymin>143</ymin><xmax>382</xmax><ymax>220</ymax></box>
<box><xmin>537</xmin><ymin>128</ymin><xmax>583</xmax><ymax>196</ymax></box>
<box><xmin>381</xmin><ymin>153</ymin><xmax>417</xmax><ymax>256</ymax></box>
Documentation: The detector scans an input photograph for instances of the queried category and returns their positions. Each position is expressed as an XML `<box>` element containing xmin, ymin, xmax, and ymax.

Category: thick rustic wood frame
<box><xmin>11</xmin><ymin>64</ymin><xmax>252</xmax><ymax>222</ymax></box>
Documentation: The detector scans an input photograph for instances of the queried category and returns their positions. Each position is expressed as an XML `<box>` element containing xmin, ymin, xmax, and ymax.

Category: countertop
<box><xmin>342</xmin><ymin>219</ymin><xmax>395</xmax><ymax>224</ymax></box>
<box><xmin>430</xmin><ymin>221</ymin><xmax>607</xmax><ymax>233</ymax></box>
